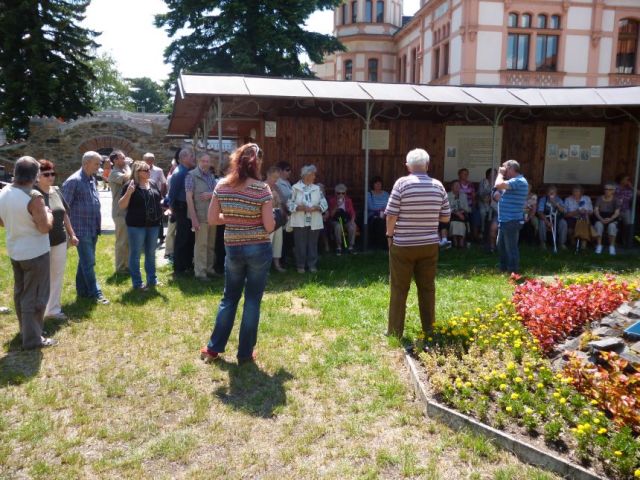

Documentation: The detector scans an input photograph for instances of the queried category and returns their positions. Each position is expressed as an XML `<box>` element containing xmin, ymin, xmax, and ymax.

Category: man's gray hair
<box><xmin>179</xmin><ymin>147</ymin><xmax>194</xmax><ymax>163</ymax></box>
<box><xmin>82</xmin><ymin>151</ymin><xmax>101</xmax><ymax>165</ymax></box>
<box><xmin>13</xmin><ymin>156</ymin><xmax>40</xmax><ymax>185</ymax></box>
<box><xmin>504</xmin><ymin>159</ymin><xmax>520</xmax><ymax>172</ymax></box>
<box><xmin>143</xmin><ymin>152</ymin><xmax>155</xmax><ymax>161</ymax></box>
<box><xmin>300</xmin><ymin>164</ymin><xmax>317</xmax><ymax>178</ymax></box>
<box><xmin>406</xmin><ymin>148</ymin><xmax>430</xmax><ymax>168</ymax></box>
<box><xmin>196</xmin><ymin>151</ymin><xmax>210</xmax><ymax>161</ymax></box>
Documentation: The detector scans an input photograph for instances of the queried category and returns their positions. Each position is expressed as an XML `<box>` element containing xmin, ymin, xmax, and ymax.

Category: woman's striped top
<box><xmin>214</xmin><ymin>181</ymin><xmax>272</xmax><ymax>246</ymax></box>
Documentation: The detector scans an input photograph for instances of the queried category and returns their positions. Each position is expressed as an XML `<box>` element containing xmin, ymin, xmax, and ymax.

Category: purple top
<box><xmin>62</xmin><ymin>168</ymin><xmax>101</xmax><ymax>238</ymax></box>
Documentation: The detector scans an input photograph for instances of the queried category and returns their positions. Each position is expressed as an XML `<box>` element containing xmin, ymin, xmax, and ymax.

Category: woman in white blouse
<box><xmin>287</xmin><ymin>165</ymin><xmax>328</xmax><ymax>273</ymax></box>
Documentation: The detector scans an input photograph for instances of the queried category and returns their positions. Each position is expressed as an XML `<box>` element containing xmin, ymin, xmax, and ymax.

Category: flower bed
<box><xmin>418</xmin><ymin>276</ymin><xmax>640</xmax><ymax>479</ymax></box>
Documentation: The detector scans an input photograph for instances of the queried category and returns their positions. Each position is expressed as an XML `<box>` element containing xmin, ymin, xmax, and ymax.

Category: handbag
<box><xmin>273</xmin><ymin>207</ymin><xmax>287</xmax><ymax>229</ymax></box>
<box><xmin>574</xmin><ymin>218</ymin><xmax>591</xmax><ymax>240</ymax></box>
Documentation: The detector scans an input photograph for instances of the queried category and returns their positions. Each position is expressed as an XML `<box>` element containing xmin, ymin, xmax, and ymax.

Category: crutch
<box><xmin>338</xmin><ymin>216</ymin><xmax>348</xmax><ymax>249</ymax></box>
<box><xmin>547</xmin><ymin>207</ymin><xmax>558</xmax><ymax>253</ymax></box>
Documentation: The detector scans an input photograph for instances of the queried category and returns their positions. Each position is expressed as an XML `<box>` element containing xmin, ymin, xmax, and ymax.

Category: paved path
<box><xmin>98</xmin><ymin>189</ymin><xmax>169</xmax><ymax>268</ymax></box>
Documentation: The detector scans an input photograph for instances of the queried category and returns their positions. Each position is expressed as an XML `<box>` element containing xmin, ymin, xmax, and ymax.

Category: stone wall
<box><xmin>0</xmin><ymin>111</ymin><xmax>183</xmax><ymax>178</ymax></box>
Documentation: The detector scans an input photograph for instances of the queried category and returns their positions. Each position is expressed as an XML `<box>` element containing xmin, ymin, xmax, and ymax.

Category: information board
<box><xmin>361</xmin><ymin>129</ymin><xmax>390</xmax><ymax>150</ymax></box>
<box><xmin>543</xmin><ymin>127</ymin><xmax>605</xmax><ymax>184</ymax></box>
<box><xmin>444</xmin><ymin>126</ymin><xmax>503</xmax><ymax>182</ymax></box>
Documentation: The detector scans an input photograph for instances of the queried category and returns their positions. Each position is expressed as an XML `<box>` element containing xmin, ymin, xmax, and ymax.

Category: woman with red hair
<box><xmin>36</xmin><ymin>159</ymin><xmax>79</xmax><ymax>320</ymax></box>
<box><xmin>201</xmin><ymin>143</ymin><xmax>275</xmax><ymax>364</ymax></box>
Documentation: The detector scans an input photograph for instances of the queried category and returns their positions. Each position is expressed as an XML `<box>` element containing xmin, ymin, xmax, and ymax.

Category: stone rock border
<box><xmin>404</xmin><ymin>352</ymin><xmax>604</xmax><ymax>480</ymax></box>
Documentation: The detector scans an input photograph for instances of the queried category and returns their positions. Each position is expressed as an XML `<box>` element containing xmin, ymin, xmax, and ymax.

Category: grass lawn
<box><xmin>0</xmin><ymin>233</ymin><xmax>638</xmax><ymax>479</ymax></box>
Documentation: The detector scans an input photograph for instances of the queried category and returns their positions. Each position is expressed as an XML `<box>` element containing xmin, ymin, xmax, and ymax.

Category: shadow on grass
<box><xmin>168</xmin><ymin>274</ymin><xmax>225</xmax><ymax>297</ymax></box>
<box><xmin>212</xmin><ymin>359</ymin><xmax>293</xmax><ymax>418</ymax></box>
<box><xmin>119</xmin><ymin>287</ymin><xmax>169</xmax><ymax>305</ymax></box>
<box><xmin>105</xmin><ymin>272</ymin><xmax>131</xmax><ymax>286</ymax></box>
<box><xmin>0</xmin><ymin>349</ymin><xmax>42</xmax><ymax>387</ymax></box>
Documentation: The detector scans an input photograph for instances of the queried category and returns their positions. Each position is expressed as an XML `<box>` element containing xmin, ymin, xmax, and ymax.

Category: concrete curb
<box><xmin>404</xmin><ymin>352</ymin><xmax>604</xmax><ymax>480</ymax></box>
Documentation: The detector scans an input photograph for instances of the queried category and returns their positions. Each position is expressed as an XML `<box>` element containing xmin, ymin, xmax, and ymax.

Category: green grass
<box><xmin>0</xmin><ymin>234</ymin><xmax>638</xmax><ymax>478</ymax></box>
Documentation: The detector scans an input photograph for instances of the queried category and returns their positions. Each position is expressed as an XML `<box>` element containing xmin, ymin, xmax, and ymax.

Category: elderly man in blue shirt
<box><xmin>493</xmin><ymin>159</ymin><xmax>528</xmax><ymax>275</ymax></box>
<box><xmin>63</xmin><ymin>151</ymin><xmax>109</xmax><ymax>304</ymax></box>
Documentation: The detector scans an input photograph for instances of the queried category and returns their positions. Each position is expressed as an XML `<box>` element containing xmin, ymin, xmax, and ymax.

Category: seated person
<box><xmin>367</xmin><ymin>176</ymin><xmax>390</xmax><ymax>250</ymax></box>
<box><xmin>317</xmin><ymin>183</ymin><xmax>331</xmax><ymax>254</ymax></box>
<box><xmin>537</xmin><ymin>185</ymin><xmax>568</xmax><ymax>250</ymax></box>
<box><xmin>615</xmin><ymin>174</ymin><xmax>639</xmax><ymax>246</ymax></box>
<box><xmin>444</xmin><ymin>180</ymin><xmax>470</xmax><ymax>248</ymax></box>
<box><xmin>564</xmin><ymin>185</ymin><xmax>593</xmax><ymax>247</ymax></box>
<box><xmin>594</xmin><ymin>183</ymin><xmax>621</xmax><ymax>255</ymax></box>
<box><xmin>478</xmin><ymin>192</ymin><xmax>498</xmax><ymax>252</ymax></box>
<box><xmin>475</xmin><ymin>168</ymin><xmax>496</xmax><ymax>242</ymax></box>
<box><xmin>328</xmin><ymin>183</ymin><xmax>356</xmax><ymax>255</ymax></box>
<box><xmin>522</xmin><ymin>183</ymin><xmax>539</xmax><ymax>243</ymax></box>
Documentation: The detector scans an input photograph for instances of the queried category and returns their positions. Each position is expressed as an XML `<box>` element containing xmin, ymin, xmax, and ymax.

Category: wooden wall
<box><xmin>257</xmin><ymin>115</ymin><xmax>639</xmax><ymax>212</ymax></box>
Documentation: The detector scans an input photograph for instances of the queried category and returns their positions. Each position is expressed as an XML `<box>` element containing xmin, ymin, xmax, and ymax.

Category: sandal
<box><xmin>200</xmin><ymin>346</ymin><xmax>220</xmax><ymax>363</ymax></box>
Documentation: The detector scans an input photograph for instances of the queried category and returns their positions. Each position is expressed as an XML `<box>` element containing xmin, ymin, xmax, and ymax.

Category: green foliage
<box><xmin>127</xmin><ymin>77</ymin><xmax>171</xmax><ymax>113</ymax></box>
<box><xmin>155</xmin><ymin>0</ymin><xmax>345</xmax><ymax>83</ymax></box>
<box><xmin>86</xmin><ymin>52</ymin><xmax>132</xmax><ymax>111</ymax></box>
<box><xmin>0</xmin><ymin>0</ymin><xmax>98</xmax><ymax>139</ymax></box>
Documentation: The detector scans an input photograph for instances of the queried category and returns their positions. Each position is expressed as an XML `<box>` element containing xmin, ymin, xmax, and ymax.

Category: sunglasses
<box><xmin>139</xmin><ymin>168</ymin><xmax>150</xmax><ymax>172</ymax></box>
<box><xmin>40</xmin><ymin>172</ymin><xmax>56</xmax><ymax>178</ymax></box>
<box><xmin>248</xmin><ymin>144</ymin><xmax>263</xmax><ymax>160</ymax></box>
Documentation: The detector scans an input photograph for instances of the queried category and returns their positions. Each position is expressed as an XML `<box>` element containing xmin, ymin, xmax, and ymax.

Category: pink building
<box><xmin>314</xmin><ymin>0</ymin><xmax>640</xmax><ymax>87</ymax></box>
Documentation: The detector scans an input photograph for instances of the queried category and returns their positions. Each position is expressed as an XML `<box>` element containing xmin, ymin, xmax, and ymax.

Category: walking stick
<box><xmin>547</xmin><ymin>207</ymin><xmax>558</xmax><ymax>253</ymax></box>
<box><xmin>338</xmin><ymin>217</ymin><xmax>348</xmax><ymax>249</ymax></box>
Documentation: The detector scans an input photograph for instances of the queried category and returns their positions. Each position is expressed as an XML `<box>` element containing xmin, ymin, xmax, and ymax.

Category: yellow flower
<box><xmin>505</xmin><ymin>406</ymin><xmax>513</xmax><ymax>412</ymax></box>
<box><xmin>593</xmin><ymin>418</ymin><xmax>600</xmax><ymax>425</ymax></box>
<box><xmin>598</xmin><ymin>428</ymin><xmax>607</xmax><ymax>435</ymax></box>
<box><xmin>525</xmin><ymin>407</ymin><xmax>533</xmax><ymax>415</ymax></box>
<box><xmin>582</xmin><ymin>410</ymin><xmax>590</xmax><ymax>416</ymax></box>
<box><xmin>464</xmin><ymin>382</ymin><xmax>472</xmax><ymax>388</ymax></box>
<box><xmin>614</xmin><ymin>451</ymin><xmax>623</xmax><ymax>457</ymax></box>
<box><xmin>499</xmin><ymin>384</ymin><xmax>507</xmax><ymax>391</ymax></box>
<box><xmin>514</xmin><ymin>377</ymin><xmax>523</xmax><ymax>383</ymax></box>
<box><xmin>634</xmin><ymin>468</ymin><xmax>640</xmax><ymax>478</ymax></box>
<box><xmin>590</xmin><ymin>400</ymin><xmax>598</xmax><ymax>405</ymax></box>
<box><xmin>499</xmin><ymin>373</ymin><xmax>507</xmax><ymax>380</ymax></box>
<box><xmin>537</xmin><ymin>383</ymin><xmax>544</xmax><ymax>389</ymax></box>
<box><xmin>559</xmin><ymin>397</ymin><xmax>567</xmax><ymax>404</ymax></box>
<box><xmin>553</xmin><ymin>392</ymin><xmax>560</xmax><ymax>398</ymax></box>
<box><xmin>507</xmin><ymin>362</ymin><xmax>516</xmax><ymax>370</ymax></box>
<box><xmin>523</xmin><ymin>367</ymin><xmax>530</xmax><ymax>373</ymax></box>
<box><xmin>510</xmin><ymin>393</ymin><xmax>519</xmax><ymax>400</ymax></box>
<box><xmin>428</xmin><ymin>337</ymin><xmax>433</xmax><ymax>342</ymax></box>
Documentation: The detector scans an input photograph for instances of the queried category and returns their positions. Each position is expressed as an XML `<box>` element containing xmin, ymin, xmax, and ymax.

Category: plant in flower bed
<box><xmin>511</xmin><ymin>274</ymin><xmax>634</xmax><ymax>354</ymax></box>
<box><xmin>418</xmin><ymin>300</ymin><xmax>640</xmax><ymax>479</ymax></box>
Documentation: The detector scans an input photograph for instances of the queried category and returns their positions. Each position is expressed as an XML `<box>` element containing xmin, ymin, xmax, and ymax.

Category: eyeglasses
<box><xmin>40</xmin><ymin>172</ymin><xmax>56</xmax><ymax>178</ymax></box>
<box><xmin>337</xmin><ymin>192</ymin><xmax>346</xmax><ymax>196</ymax></box>
<box><xmin>139</xmin><ymin>168</ymin><xmax>150</xmax><ymax>173</ymax></box>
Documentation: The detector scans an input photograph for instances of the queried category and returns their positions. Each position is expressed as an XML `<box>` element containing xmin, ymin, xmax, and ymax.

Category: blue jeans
<box><xmin>127</xmin><ymin>226</ymin><xmax>160</xmax><ymax>288</ymax></box>
<box><xmin>207</xmin><ymin>242</ymin><xmax>272</xmax><ymax>359</ymax></box>
<box><xmin>497</xmin><ymin>220</ymin><xmax>523</xmax><ymax>273</ymax></box>
<box><xmin>76</xmin><ymin>235</ymin><xmax>102</xmax><ymax>298</ymax></box>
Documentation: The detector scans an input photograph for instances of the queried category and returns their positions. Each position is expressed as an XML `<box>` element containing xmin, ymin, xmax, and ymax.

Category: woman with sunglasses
<box><xmin>118</xmin><ymin>161</ymin><xmax>163</xmax><ymax>290</ymax></box>
<box><xmin>201</xmin><ymin>143</ymin><xmax>275</xmax><ymax>363</ymax></box>
<box><xmin>36</xmin><ymin>159</ymin><xmax>78</xmax><ymax>321</ymax></box>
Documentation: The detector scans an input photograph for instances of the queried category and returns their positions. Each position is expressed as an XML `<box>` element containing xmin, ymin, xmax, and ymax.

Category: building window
<box><xmin>616</xmin><ymin>19</ymin><xmax>639</xmax><ymax>74</ymax></box>
<box><xmin>508</xmin><ymin>13</ymin><xmax>518</xmax><ymax>28</ymax></box>
<box><xmin>342</xmin><ymin>3</ymin><xmax>347</xmax><ymax>25</ymax></box>
<box><xmin>402</xmin><ymin>54</ymin><xmax>407</xmax><ymax>82</ymax></box>
<box><xmin>549</xmin><ymin>15</ymin><xmax>561</xmax><ymax>29</ymax></box>
<box><xmin>376</xmin><ymin>1</ymin><xmax>384</xmax><ymax>23</ymax></box>
<box><xmin>521</xmin><ymin>13</ymin><xmax>531</xmax><ymax>28</ymax></box>
<box><xmin>536</xmin><ymin>35</ymin><xmax>558</xmax><ymax>71</ymax></box>
<box><xmin>365</xmin><ymin>0</ymin><xmax>372</xmax><ymax>22</ymax></box>
<box><xmin>344</xmin><ymin>60</ymin><xmax>353</xmax><ymax>80</ymax></box>
<box><xmin>368</xmin><ymin>58</ymin><xmax>378</xmax><ymax>82</ymax></box>
<box><xmin>537</xmin><ymin>14</ymin><xmax>547</xmax><ymax>29</ymax></box>
<box><xmin>507</xmin><ymin>33</ymin><xmax>529</xmax><ymax>70</ymax></box>
<box><xmin>433</xmin><ymin>48</ymin><xmax>440</xmax><ymax>80</ymax></box>
<box><xmin>442</xmin><ymin>43</ymin><xmax>449</xmax><ymax>76</ymax></box>
<box><xmin>351</xmin><ymin>1</ymin><xmax>357</xmax><ymax>23</ymax></box>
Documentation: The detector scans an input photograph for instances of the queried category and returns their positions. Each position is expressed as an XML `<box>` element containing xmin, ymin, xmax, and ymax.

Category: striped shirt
<box><xmin>385</xmin><ymin>173</ymin><xmax>450</xmax><ymax>246</ymax></box>
<box><xmin>215</xmin><ymin>181</ymin><xmax>272</xmax><ymax>246</ymax></box>
<box><xmin>497</xmin><ymin>175</ymin><xmax>528</xmax><ymax>223</ymax></box>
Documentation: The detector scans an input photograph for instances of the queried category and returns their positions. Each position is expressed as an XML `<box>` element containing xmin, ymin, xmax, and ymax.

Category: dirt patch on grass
<box><xmin>287</xmin><ymin>296</ymin><xmax>321</xmax><ymax>317</ymax></box>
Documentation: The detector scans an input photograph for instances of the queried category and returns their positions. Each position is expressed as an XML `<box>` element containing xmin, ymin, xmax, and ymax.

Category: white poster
<box><xmin>544</xmin><ymin>127</ymin><xmax>605</xmax><ymax>184</ymax></box>
<box><xmin>444</xmin><ymin>126</ymin><xmax>503</xmax><ymax>182</ymax></box>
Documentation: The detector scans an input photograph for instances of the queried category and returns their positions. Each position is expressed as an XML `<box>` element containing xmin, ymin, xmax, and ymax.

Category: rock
<box><xmin>628</xmin><ymin>308</ymin><xmax>640</xmax><ymax>319</ymax></box>
<box><xmin>617</xmin><ymin>304</ymin><xmax>632</xmax><ymax>316</ymax></box>
<box><xmin>557</xmin><ymin>336</ymin><xmax>581</xmax><ymax>353</ymax></box>
<box><xmin>620</xmin><ymin>349</ymin><xmax>640</xmax><ymax>368</ymax></box>
<box><xmin>592</xmin><ymin>327</ymin><xmax>620</xmax><ymax>337</ymax></box>
<box><xmin>631</xmin><ymin>342</ymin><xmax>640</xmax><ymax>354</ymax></box>
<box><xmin>600</xmin><ymin>316</ymin><xmax>622</xmax><ymax>328</ymax></box>
<box><xmin>588</xmin><ymin>337</ymin><xmax>625</xmax><ymax>353</ymax></box>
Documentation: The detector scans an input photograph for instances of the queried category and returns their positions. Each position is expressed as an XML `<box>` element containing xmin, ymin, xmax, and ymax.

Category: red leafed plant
<box><xmin>564</xmin><ymin>352</ymin><xmax>640</xmax><ymax>432</ymax></box>
<box><xmin>511</xmin><ymin>275</ymin><xmax>631</xmax><ymax>354</ymax></box>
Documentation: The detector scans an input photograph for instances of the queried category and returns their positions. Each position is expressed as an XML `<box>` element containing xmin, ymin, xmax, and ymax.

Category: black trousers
<box><xmin>173</xmin><ymin>202</ymin><xmax>195</xmax><ymax>273</ymax></box>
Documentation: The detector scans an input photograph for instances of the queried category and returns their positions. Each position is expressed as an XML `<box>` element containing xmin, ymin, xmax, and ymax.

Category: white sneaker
<box><xmin>609</xmin><ymin>245</ymin><xmax>616</xmax><ymax>256</ymax></box>
<box><xmin>595</xmin><ymin>245</ymin><xmax>603</xmax><ymax>254</ymax></box>
<box><xmin>45</xmin><ymin>312</ymin><xmax>68</xmax><ymax>321</ymax></box>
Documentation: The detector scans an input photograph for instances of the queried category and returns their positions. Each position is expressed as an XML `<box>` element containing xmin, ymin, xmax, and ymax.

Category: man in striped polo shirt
<box><xmin>493</xmin><ymin>159</ymin><xmax>528</xmax><ymax>274</ymax></box>
<box><xmin>384</xmin><ymin>148</ymin><xmax>451</xmax><ymax>338</ymax></box>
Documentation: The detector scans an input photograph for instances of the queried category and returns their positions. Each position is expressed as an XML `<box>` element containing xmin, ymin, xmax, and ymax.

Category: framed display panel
<box><xmin>543</xmin><ymin>127</ymin><xmax>605</xmax><ymax>184</ymax></box>
<box><xmin>444</xmin><ymin>126</ymin><xmax>503</xmax><ymax>182</ymax></box>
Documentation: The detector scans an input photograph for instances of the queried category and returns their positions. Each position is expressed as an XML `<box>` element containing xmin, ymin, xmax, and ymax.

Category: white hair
<box><xmin>300</xmin><ymin>164</ymin><xmax>317</xmax><ymax>178</ymax></box>
<box><xmin>406</xmin><ymin>148</ymin><xmax>430</xmax><ymax>168</ymax></box>
<box><xmin>143</xmin><ymin>152</ymin><xmax>155</xmax><ymax>161</ymax></box>
<box><xmin>82</xmin><ymin>151</ymin><xmax>101</xmax><ymax>165</ymax></box>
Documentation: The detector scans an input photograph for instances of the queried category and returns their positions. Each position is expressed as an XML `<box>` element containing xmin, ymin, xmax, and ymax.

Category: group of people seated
<box><xmin>436</xmin><ymin>168</ymin><xmax>637</xmax><ymax>256</ymax></box>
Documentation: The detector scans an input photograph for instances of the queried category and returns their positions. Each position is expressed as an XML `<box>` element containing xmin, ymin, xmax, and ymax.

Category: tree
<box><xmin>155</xmin><ymin>0</ymin><xmax>344</xmax><ymax>82</ymax></box>
<box><xmin>127</xmin><ymin>77</ymin><xmax>170</xmax><ymax>113</ymax></box>
<box><xmin>0</xmin><ymin>0</ymin><xmax>98</xmax><ymax>139</ymax></box>
<box><xmin>86</xmin><ymin>53</ymin><xmax>132</xmax><ymax>111</ymax></box>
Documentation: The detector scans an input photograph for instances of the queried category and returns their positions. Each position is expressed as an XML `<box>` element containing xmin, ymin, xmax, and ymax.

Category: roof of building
<box><xmin>169</xmin><ymin>73</ymin><xmax>640</xmax><ymax>135</ymax></box>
